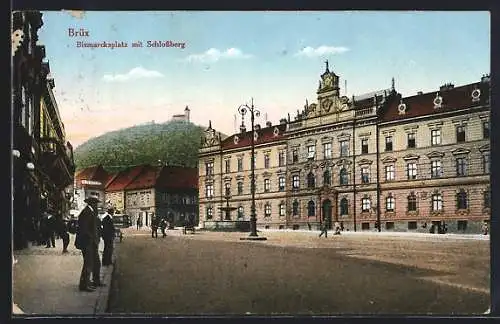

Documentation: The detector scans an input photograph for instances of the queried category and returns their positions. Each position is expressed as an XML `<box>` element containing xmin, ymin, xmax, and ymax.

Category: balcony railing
<box><xmin>355</xmin><ymin>106</ymin><xmax>376</xmax><ymax>117</ymax></box>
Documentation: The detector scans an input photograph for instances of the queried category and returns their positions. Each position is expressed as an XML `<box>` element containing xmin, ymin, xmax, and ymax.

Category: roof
<box><xmin>75</xmin><ymin>165</ymin><xmax>109</xmax><ymax>188</ymax></box>
<box><xmin>105</xmin><ymin>172</ymin><xmax>119</xmax><ymax>188</ymax></box>
<box><xmin>156</xmin><ymin>166</ymin><xmax>198</xmax><ymax>190</ymax></box>
<box><xmin>125</xmin><ymin>164</ymin><xmax>161</xmax><ymax>191</ymax></box>
<box><xmin>106</xmin><ymin>165</ymin><xmax>146</xmax><ymax>192</ymax></box>
<box><xmin>354</xmin><ymin>88</ymin><xmax>392</xmax><ymax>101</ymax></box>
<box><xmin>381</xmin><ymin>81</ymin><xmax>490</xmax><ymax>123</ymax></box>
<box><xmin>221</xmin><ymin>123</ymin><xmax>287</xmax><ymax>150</ymax></box>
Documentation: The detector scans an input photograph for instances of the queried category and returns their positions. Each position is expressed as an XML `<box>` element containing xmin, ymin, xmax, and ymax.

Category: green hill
<box><xmin>73</xmin><ymin>120</ymin><xmax>214</xmax><ymax>173</ymax></box>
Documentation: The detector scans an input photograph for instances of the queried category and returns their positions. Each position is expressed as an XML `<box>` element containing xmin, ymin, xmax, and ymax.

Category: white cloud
<box><xmin>294</xmin><ymin>45</ymin><xmax>350</xmax><ymax>57</ymax></box>
<box><xmin>102</xmin><ymin>66</ymin><xmax>164</xmax><ymax>82</ymax></box>
<box><xmin>184</xmin><ymin>48</ymin><xmax>253</xmax><ymax>63</ymax></box>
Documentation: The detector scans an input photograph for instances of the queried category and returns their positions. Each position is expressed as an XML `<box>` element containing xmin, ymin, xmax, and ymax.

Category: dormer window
<box><xmin>433</xmin><ymin>93</ymin><xmax>443</xmax><ymax>109</ymax></box>
<box><xmin>398</xmin><ymin>100</ymin><xmax>406</xmax><ymax>115</ymax></box>
<box><xmin>472</xmin><ymin>88</ymin><xmax>481</xmax><ymax>102</ymax></box>
<box><xmin>233</xmin><ymin>135</ymin><xmax>239</xmax><ymax>144</ymax></box>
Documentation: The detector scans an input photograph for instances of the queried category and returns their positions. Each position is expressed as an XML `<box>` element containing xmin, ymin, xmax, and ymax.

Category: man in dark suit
<box><xmin>75</xmin><ymin>197</ymin><xmax>105</xmax><ymax>291</ymax></box>
<box><xmin>101</xmin><ymin>208</ymin><xmax>116</xmax><ymax>266</ymax></box>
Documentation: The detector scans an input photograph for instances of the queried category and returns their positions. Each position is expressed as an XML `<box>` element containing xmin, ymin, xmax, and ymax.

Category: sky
<box><xmin>37</xmin><ymin>11</ymin><xmax>490</xmax><ymax>148</ymax></box>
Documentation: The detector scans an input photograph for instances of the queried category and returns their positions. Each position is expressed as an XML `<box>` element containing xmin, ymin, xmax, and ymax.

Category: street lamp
<box><xmin>238</xmin><ymin>98</ymin><xmax>267</xmax><ymax>241</ymax></box>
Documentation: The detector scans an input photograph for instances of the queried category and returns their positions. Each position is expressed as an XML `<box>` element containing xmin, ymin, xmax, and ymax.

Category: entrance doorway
<box><xmin>322</xmin><ymin>199</ymin><xmax>332</xmax><ymax>230</ymax></box>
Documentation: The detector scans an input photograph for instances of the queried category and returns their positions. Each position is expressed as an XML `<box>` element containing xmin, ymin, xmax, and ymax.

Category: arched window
<box><xmin>340</xmin><ymin>168</ymin><xmax>348</xmax><ymax>185</ymax></box>
<box><xmin>323</xmin><ymin>169</ymin><xmax>331</xmax><ymax>186</ymax></box>
<box><xmin>340</xmin><ymin>198</ymin><xmax>348</xmax><ymax>215</ymax></box>
<box><xmin>308</xmin><ymin>200</ymin><xmax>315</xmax><ymax>217</ymax></box>
<box><xmin>292</xmin><ymin>200</ymin><xmax>299</xmax><ymax>216</ymax></box>
<box><xmin>457</xmin><ymin>189</ymin><xmax>467</xmax><ymax>209</ymax></box>
<box><xmin>307</xmin><ymin>172</ymin><xmax>315</xmax><ymax>188</ymax></box>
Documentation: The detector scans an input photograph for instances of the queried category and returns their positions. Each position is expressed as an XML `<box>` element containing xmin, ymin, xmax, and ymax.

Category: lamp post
<box><xmin>238</xmin><ymin>98</ymin><xmax>267</xmax><ymax>240</ymax></box>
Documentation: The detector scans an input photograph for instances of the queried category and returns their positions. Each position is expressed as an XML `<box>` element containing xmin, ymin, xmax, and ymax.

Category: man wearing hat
<box><xmin>101</xmin><ymin>207</ymin><xmax>116</xmax><ymax>266</ymax></box>
<box><xmin>75</xmin><ymin>197</ymin><xmax>105</xmax><ymax>291</ymax></box>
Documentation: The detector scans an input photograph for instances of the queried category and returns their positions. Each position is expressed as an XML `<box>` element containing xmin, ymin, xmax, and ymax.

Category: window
<box><xmin>323</xmin><ymin>143</ymin><xmax>332</xmax><ymax>159</ymax></box>
<box><xmin>225</xmin><ymin>183</ymin><xmax>231</xmax><ymax>197</ymax></box>
<box><xmin>407</xmin><ymin>193</ymin><xmax>417</xmax><ymax>211</ymax></box>
<box><xmin>340</xmin><ymin>140</ymin><xmax>349</xmax><ymax>157</ymax></box>
<box><xmin>407</xmin><ymin>133</ymin><xmax>416</xmax><ymax>148</ymax></box>
<box><xmin>205</xmin><ymin>162</ymin><xmax>214</xmax><ymax>176</ymax></box>
<box><xmin>456</xmin><ymin>189</ymin><xmax>468</xmax><ymax>209</ymax></box>
<box><xmin>237</xmin><ymin>182</ymin><xmax>243</xmax><ymax>195</ymax></box>
<box><xmin>361</xmin><ymin>222</ymin><xmax>370</xmax><ymax>230</ymax></box>
<box><xmin>432</xmin><ymin>193</ymin><xmax>443</xmax><ymax>212</ymax></box>
<box><xmin>385</xmin><ymin>136</ymin><xmax>393</xmax><ymax>151</ymax></box>
<box><xmin>431</xmin><ymin>129</ymin><xmax>441</xmax><ymax>146</ymax></box>
<box><xmin>456</xmin><ymin>125</ymin><xmax>466</xmax><ymax>143</ymax></box>
<box><xmin>407</xmin><ymin>163</ymin><xmax>417</xmax><ymax>180</ymax></box>
<box><xmin>307</xmin><ymin>200</ymin><xmax>315</xmax><ymax>217</ymax></box>
<box><xmin>339</xmin><ymin>168</ymin><xmax>349</xmax><ymax>185</ymax></box>
<box><xmin>431</xmin><ymin>161</ymin><xmax>442</xmax><ymax>178</ymax></box>
<box><xmin>205</xmin><ymin>184</ymin><xmax>214</xmax><ymax>198</ymax></box>
<box><xmin>278</xmin><ymin>176</ymin><xmax>285</xmax><ymax>191</ymax></box>
<box><xmin>361</xmin><ymin>167</ymin><xmax>370</xmax><ymax>184</ymax></box>
<box><xmin>361</xmin><ymin>139</ymin><xmax>368</xmax><ymax>154</ymax></box>
<box><xmin>385</xmin><ymin>222</ymin><xmax>395</xmax><ymax>230</ymax></box>
<box><xmin>237</xmin><ymin>206</ymin><xmax>244</xmax><ymax>219</ymax></box>
<box><xmin>206</xmin><ymin>207</ymin><xmax>213</xmax><ymax>220</ymax></box>
<box><xmin>292</xmin><ymin>149</ymin><xmax>299</xmax><ymax>163</ymax></box>
<box><xmin>225</xmin><ymin>159</ymin><xmax>231</xmax><ymax>173</ymax></box>
<box><xmin>362</xmin><ymin>197</ymin><xmax>371</xmax><ymax>212</ymax></box>
<box><xmin>457</xmin><ymin>220</ymin><xmax>468</xmax><ymax>231</ymax></box>
<box><xmin>386</xmin><ymin>196</ymin><xmax>395</xmax><ymax>212</ymax></box>
<box><xmin>484</xmin><ymin>189</ymin><xmax>490</xmax><ymax>208</ymax></box>
<box><xmin>456</xmin><ymin>158</ymin><xmax>467</xmax><ymax>176</ymax></box>
<box><xmin>278</xmin><ymin>151</ymin><xmax>286</xmax><ymax>167</ymax></box>
<box><xmin>340</xmin><ymin>198</ymin><xmax>348</xmax><ymax>215</ymax></box>
<box><xmin>385</xmin><ymin>165</ymin><xmax>395</xmax><ymax>181</ymax></box>
<box><xmin>483</xmin><ymin>153</ymin><xmax>490</xmax><ymax>173</ymax></box>
<box><xmin>323</xmin><ymin>169</ymin><xmax>331</xmax><ymax>186</ymax></box>
<box><xmin>292</xmin><ymin>175</ymin><xmax>300</xmax><ymax>189</ymax></box>
<box><xmin>292</xmin><ymin>200</ymin><xmax>299</xmax><ymax>216</ymax></box>
<box><xmin>307</xmin><ymin>172</ymin><xmax>315</xmax><ymax>188</ymax></box>
<box><xmin>307</xmin><ymin>145</ymin><xmax>316</xmax><ymax>159</ymax></box>
<box><xmin>483</xmin><ymin>121</ymin><xmax>490</xmax><ymax>139</ymax></box>
<box><xmin>264</xmin><ymin>154</ymin><xmax>270</xmax><ymax>169</ymax></box>
<box><xmin>279</xmin><ymin>203</ymin><xmax>285</xmax><ymax>217</ymax></box>
<box><xmin>237</xmin><ymin>157</ymin><xmax>243</xmax><ymax>172</ymax></box>
<box><xmin>264</xmin><ymin>179</ymin><xmax>270</xmax><ymax>192</ymax></box>
<box><xmin>264</xmin><ymin>203</ymin><xmax>271</xmax><ymax>217</ymax></box>
<box><xmin>408</xmin><ymin>221</ymin><xmax>417</xmax><ymax>230</ymax></box>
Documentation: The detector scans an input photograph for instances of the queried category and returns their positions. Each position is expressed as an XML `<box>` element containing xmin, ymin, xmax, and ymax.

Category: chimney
<box><xmin>440</xmin><ymin>83</ymin><xmax>454</xmax><ymax>91</ymax></box>
<box><xmin>266</xmin><ymin>121</ymin><xmax>272</xmax><ymax>127</ymax></box>
<box><xmin>417</xmin><ymin>91</ymin><xmax>423</xmax><ymax>95</ymax></box>
<box><xmin>255</xmin><ymin>124</ymin><xmax>261</xmax><ymax>130</ymax></box>
<box><xmin>239</xmin><ymin>123</ymin><xmax>246</xmax><ymax>133</ymax></box>
<box><xmin>481</xmin><ymin>74</ymin><xmax>490</xmax><ymax>83</ymax></box>
<box><xmin>280</xmin><ymin>118</ymin><xmax>287</xmax><ymax>125</ymax></box>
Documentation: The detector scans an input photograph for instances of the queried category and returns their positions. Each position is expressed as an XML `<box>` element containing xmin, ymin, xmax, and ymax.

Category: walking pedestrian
<box><xmin>482</xmin><ymin>221</ymin><xmax>489</xmax><ymax>235</ymax></box>
<box><xmin>45</xmin><ymin>212</ymin><xmax>56</xmax><ymax>248</ymax></box>
<box><xmin>136</xmin><ymin>218</ymin><xmax>140</xmax><ymax>230</ymax></box>
<box><xmin>334</xmin><ymin>221</ymin><xmax>341</xmax><ymax>235</ymax></box>
<box><xmin>151</xmin><ymin>217</ymin><xmax>158</xmax><ymax>238</ymax></box>
<box><xmin>160</xmin><ymin>218</ymin><xmax>167</xmax><ymax>238</ymax></box>
<box><xmin>307</xmin><ymin>222</ymin><xmax>312</xmax><ymax>231</ymax></box>
<box><xmin>56</xmin><ymin>214</ymin><xmax>70</xmax><ymax>253</ymax></box>
<box><xmin>319</xmin><ymin>222</ymin><xmax>328</xmax><ymax>238</ymax></box>
<box><xmin>101</xmin><ymin>208</ymin><xmax>115</xmax><ymax>266</ymax></box>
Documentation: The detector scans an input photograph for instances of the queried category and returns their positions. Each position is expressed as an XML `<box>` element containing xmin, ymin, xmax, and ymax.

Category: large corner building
<box><xmin>198</xmin><ymin>63</ymin><xmax>490</xmax><ymax>233</ymax></box>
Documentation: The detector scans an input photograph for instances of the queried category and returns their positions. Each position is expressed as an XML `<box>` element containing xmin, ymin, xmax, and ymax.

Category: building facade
<box><xmin>198</xmin><ymin>63</ymin><xmax>490</xmax><ymax>233</ymax></box>
<box><xmin>74</xmin><ymin>165</ymin><xmax>110</xmax><ymax>214</ymax></box>
<box><xmin>12</xmin><ymin>10</ymin><xmax>75</xmax><ymax>249</ymax></box>
<box><xmin>105</xmin><ymin>165</ymin><xmax>146</xmax><ymax>214</ymax></box>
<box><xmin>124</xmin><ymin>164</ymin><xmax>160</xmax><ymax>226</ymax></box>
<box><xmin>155</xmin><ymin>166</ymin><xmax>198</xmax><ymax>226</ymax></box>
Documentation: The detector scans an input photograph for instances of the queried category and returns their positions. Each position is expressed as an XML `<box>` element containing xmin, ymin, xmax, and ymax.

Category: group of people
<box><xmin>151</xmin><ymin>217</ymin><xmax>168</xmax><ymax>238</ymax></box>
<box><xmin>39</xmin><ymin>210</ymin><xmax>70</xmax><ymax>253</ymax></box>
<box><xmin>74</xmin><ymin>197</ymin><xmax>116</xmax><ymax>292</ymax></box>
<box><xmin>318</xmin><ymin>221</ymin><xmax>342</xmax><ymax>238</ymax></box>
